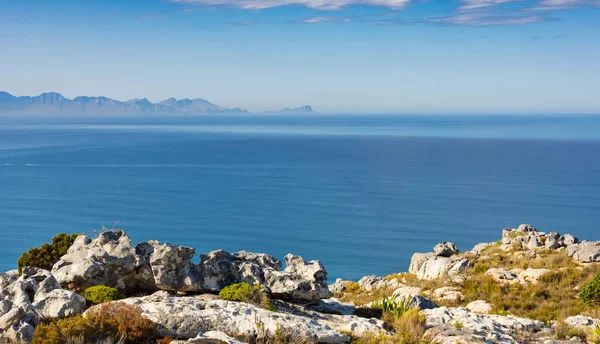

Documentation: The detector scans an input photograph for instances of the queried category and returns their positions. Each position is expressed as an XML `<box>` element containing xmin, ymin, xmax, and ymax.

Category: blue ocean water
<box><xmin>1</xmin><ymin>114</ymin><xmax>599</xmax><ymax>281</ymax></box>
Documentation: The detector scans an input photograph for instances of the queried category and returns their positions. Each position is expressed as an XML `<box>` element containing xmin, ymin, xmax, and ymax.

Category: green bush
<box><xmin>371</xmin><ymin>297</ymin><xmax>413</xmax><ymax>319</ymax></box>
<box><xmin>579</xmin><ymin>273</ymin><xmax>600</xmax><ymax>304</ymax></box>
<box><xmin>32</xmin><ymin>302</ymin><xmax>156</xmax><ymax>344</ymax></box>
<box><xmin>82</xmin><ymin>285</ymin><xmax>124</xmax><ymax>306</ymax></box>
<box><xmin>219</xmin><ymin>282</ymin><xmax>275</xmax><ymax>311</ymax></box>
<box><xmin>17</xmin><ymin>233</ymin><xmax>80</xmax><ymax>275</ymax></box>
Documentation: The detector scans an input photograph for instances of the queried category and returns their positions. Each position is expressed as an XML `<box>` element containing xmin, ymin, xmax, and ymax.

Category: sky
<box><xmin>0</xmin><ymin>0</ymin><xmax>599</xmax><ymax>114</ymax></box>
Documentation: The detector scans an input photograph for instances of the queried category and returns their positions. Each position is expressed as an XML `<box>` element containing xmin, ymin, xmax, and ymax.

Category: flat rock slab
<box><xmin>98</xmin><ymin>294</ymin><xmax>352</xmax><ymax>343</ymax></box>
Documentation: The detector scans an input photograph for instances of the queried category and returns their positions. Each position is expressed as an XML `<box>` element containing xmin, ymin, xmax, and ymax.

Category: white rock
<box><xmin>565</xmin><ymin>315</ymin><xmax>600</xmax><ymax>329</ymax></box>
<box><xmin>424</xmin><ymin>307</ymin><xmax>548</xmax><ymax>343</ymax></box>
<box><xmin>433</xmin><ymin>287</ymin><xmax>464</xmax><ymax>302</ymax></box>
<box><xmin>470</xmin><ymin>242</ymin><xmax>495</xmax><ymax>255</ymax></box>
<box><xmin>434</xmin><ymin>242</ymin><xmax>460</xmax><ymax>257</ymax></box>
<box><xmin>0</xmin><ymin>307</ymin><xmax>24</xmax><ymax>331</ymax></box>
<box><xmin>485</xmin><ymin>268</ymin><xmax>518</xmax><ymax>284</ymax></box>
<box><xmin>96</xmin><ymin>295</ymin><xmax>352</xmax><ymax>343</ymax></box>
<box><xmin>409</xmin><ymin>253</ymin><xmax>471</xmax><ymax>280</ymax></box>
<box><xmin>392</xmin><ymin>286</ymin><xmax>422</xmax><ymax>299</ymax></box>
<box><xmin>517</xmin><ymin>268</ymin><xmax>552</xmax><ymax>284</ymax></box>
<box><xmin>32</xmin><ymin>289</ymin><xmax>86</xmax><ymax>319</ymax></box>
<box><xmin>466</xmin><ymin>300</ymin><xmax>493</xmax><ymax>314</ymax></box>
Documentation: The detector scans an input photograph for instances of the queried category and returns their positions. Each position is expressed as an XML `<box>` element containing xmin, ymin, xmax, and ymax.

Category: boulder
<box><xmin>518</xmin><ymin>224</ymin><xmax>537</xmax><ymax>232</ymax></box>
<box><xmin>546</xmin><ymin>232</ymin><xmax>562</xmax><ymax>250</ymax></box>
<box><xmin>98</xmin><ymin>294</ymin><xmax>352</xmax><ymax>343</ymax></box>
<box><xmin>485</xmin><ymin>268</ymin><xmax>518</xmax><ymax>284</ymax></box>
<box><xmin>433</xmin><ymin>287</ymin><xmax>464</xmax><ymax>302</ymax></box>
<box><xmin>52</xmin><ymin>231</ymin><xmax>156</xmax><ymax>293</ymax></box>
<box><xmin>423</xmin><ymin>307</ymin><xmax>548</xmax><ymax>343</ymax></box>
<box><xmin>0</xmin><ymin>271</ymin><xmax>18</xmax><ymax>289</ymax></box>
<box><xmin>4</xmin><ymin>320</ymin><xmax>36</xmax><ymax>343</ymax></box>
<box><xmin>329</xmin><ymin>278</ymin><xmax>351</xmax><ymax>293</ymax></box>
<box><xmin>517</xmin><ymin>268</ymin><xmax>552</xmax><ymax>284</ymax></box>
<box><xmin>357</xmin><ymin>276</ymin><xmax>389</xmax><ymax>292</ymax></box>
<box><xmin>408</xmin><ymin>295</ymin><xmax>438</xmax><ymax>310</ymax></box>
<box><xmin>150</xmin><ymin>243</ymin><xmax>202</xmax><ymax>292</ymax></box>
<box><xmin>434</xmin><ymin>242</ymin><xmax>460</xmax><ymax>257</ymax></box>
<box><xmin>0</xmin><ymin>307</ymin><xmax>24</xmax><ymax>331</ymax></box>
<box><xmin>565</xmin><ymin>315</ymin><xmax>599</xmax><ymax>329</ymax></box>
<box><xmin>570</xmin><ymin>242</ymin><xmax>600</xmax><ymax>263</ymax></box>
<box><xmin>526</xmin><ymin>236</ymin><xmax>543</xmax><ymax>250</ymax></box>
<box><xmin>409</xmin><ymin>253</ymin><xmax>471</xmax><ymax>280</ymax></box>
<box><xmin>466</xmin><ymin>300</ymin><xmax>493</xmax><ymax>314</ymax></box>
<box><xmin>392</xmin><ymin>286</ymin><xmax>422</xmax><ymax>299</ymax></box>
<box><xmin>562</xmin><ymin>234</ymin><xmax>579</xmax><ymax>246</ymax></box>
<box><xmin>470</xmin><ymin>242</ymin><xmax>495</xmax><ymax>255</ymax></box>
<box><xmin>265</xmin><ymin>254</ymin><xmax>332</xmax><ymax>301</ymax></box>
<box><xmin>32</xmin><ymin>289</ymin><xmax>86</xmax><ymax>319</ymax></box>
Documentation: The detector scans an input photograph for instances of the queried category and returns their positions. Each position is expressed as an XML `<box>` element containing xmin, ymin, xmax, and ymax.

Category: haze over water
<box><xmin>1</xmin><ymin>114</ymin><xmax>599</xmax><ymax>280</ymax></box>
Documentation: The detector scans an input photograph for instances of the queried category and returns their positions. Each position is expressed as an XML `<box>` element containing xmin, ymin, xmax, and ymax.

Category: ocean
<box><xmin>1</xmin><ymin>114</ymin><xmax>599</xmax><ymax>281</ymax></box>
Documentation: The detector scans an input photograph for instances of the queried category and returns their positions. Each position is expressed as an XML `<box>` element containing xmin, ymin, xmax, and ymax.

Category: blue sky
<box><xmin>0</xmin><ymin>0</ymin><xmax>599</xmax><ymax>113</ymax></box>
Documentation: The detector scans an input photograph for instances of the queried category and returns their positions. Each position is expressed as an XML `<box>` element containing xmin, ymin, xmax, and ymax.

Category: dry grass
<box><xmin>554</xmin><ymin>320</ymin><xmax>589</xmax><ymax>341</ymax></box>
<box><xmin>352</xmin><ymin>309</ymin><xmax>429</xmax><ymax>344</ymax></box>
<box><xmin>338</xmin><ymin>243</ymin><xmax>600</xmax><ymax>324</ymax></box>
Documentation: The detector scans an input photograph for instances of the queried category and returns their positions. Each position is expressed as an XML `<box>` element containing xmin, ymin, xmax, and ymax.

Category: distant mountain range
<box><xmin>0</xmin><ymin>92</ymin><xmax>314</xmax><ymax>115</ymax></box>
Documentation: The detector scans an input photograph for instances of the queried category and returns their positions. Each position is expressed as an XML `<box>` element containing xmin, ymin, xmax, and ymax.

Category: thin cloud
<box><xmin>300</xmin><ymin>16</ymin><xmax>352</xmax><ymax>22</ymax></box>
<box><xmin>428</xmin><ymin>12</ymin><xmax>549</xmax><ymax>26</ymax></box>
<box><xmin>169</xmin><ymin>0</ymin><xmax>411</xmax><ymax>10</ymax></box>
<box><xmin>535</xmin><ymin>0</ymin><xmax>600</xmax><ymax>9</ymax></box>
<box><xmin>458</xmin><ymin>0</ymin><xmax>523</xmax><ymax>10</ymax></box>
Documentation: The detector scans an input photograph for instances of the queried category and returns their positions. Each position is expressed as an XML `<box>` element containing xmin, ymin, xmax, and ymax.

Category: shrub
<box><xmin>17</xmin><ymin>233</ymin><xmax>80</xmax><ymax>275</ymax></box>
<box><xmin>554</xmin><ymin>320</ymin><xmax>589</xmax><ymax>342</ymax></box>
<box><xmin>356</xmin><ymin>308</ymin><xmax>427</xmax><ymax>344</ymax></box>
<box><xmin>592</xmin><ymin>323</ymin><xmax>600</xmax><ymax>344</ymax></box>
<box><xmin>344</xmin><ymin>281</ymin><xmax>361</xmax><ymax>293</ymax></box>
<box><xmin>371</xmin><ymin>297</ymin><xmax>413</xmax><ymax>320</ymax></box>
<box><xmin>32</xmin><ymin>302</ymin><xmax>156</xmax><ymax>344</ymax></box>
<box><xmin>219</xmin><ymin>282</ymin><xmax>276</xmax><ymax>311</ymax></box>
<box><xmin>82</xmin><ymin>285</ymin><xmax>124</xmax><ymax>306</ymax></box>
<box><xmin>580</xmin><ymin>273</ymin><xmax>600</xmax><ymax>304</ymax></box>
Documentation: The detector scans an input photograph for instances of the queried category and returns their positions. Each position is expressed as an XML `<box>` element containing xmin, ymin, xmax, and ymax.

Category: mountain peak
<box><xmin>0</xmin><ymin>91</ymin><xmax>313</xmax><ymax>116</ymax></box>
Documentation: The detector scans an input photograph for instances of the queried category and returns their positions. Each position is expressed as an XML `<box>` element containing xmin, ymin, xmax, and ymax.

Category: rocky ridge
<box><xmin>0</xmin><ymin>224</ymin><xmax>599</xmax><ymax>343</ymax></box>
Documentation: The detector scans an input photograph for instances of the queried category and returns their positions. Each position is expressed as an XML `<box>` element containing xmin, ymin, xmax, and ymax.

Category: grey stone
<box><xmin>434</xmin><ymin>242</ymin><xmax>460</xmax><ymax>257</ymax></box>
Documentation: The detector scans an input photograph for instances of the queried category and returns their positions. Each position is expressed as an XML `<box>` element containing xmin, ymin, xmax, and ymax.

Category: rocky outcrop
<box><xmin>568</xmin><ymin>241</ymin><xmax>600</xmax><ymax>263</ymax></box>
<box><xmin>51</xmin><ymin>230</ymin><xmax>332</xmax><ymax>301</ymax></box>
<box><xmin>0</xmin><ymin>267</ymin><xmax>85</xmax><ymax>343</ymax></box>
<box><xmin>423</xmin><ymin>307</ymin><xmax>550</xmax><ymax>343</ymax></box>
<box><xmin>264</xmin><ymin>254</ymin><xmax>332</xmax><ymax>301</ymax></box>
<box><xmin>274</xmin><ymin>299</ymin><xmax>388</xmax><ymax>337</ymax></box>
<box><xmin>409</xmin><ymin>249</ymin><xmax>471</xmax><ymax>280</ymax></box>
<box><xmin>51</xmin><ymin>231</ymin><xmax>156</xmax><ymax>294</ymax></box>
<box><xmin>99</xmin><ymin>293</ymin><xmax>352</xmax><ymax>343</ymax></box>
<box><xmin>329</xmin><ymin>278</ymin><xmax>351</xmax><ymax>293</ymax></box>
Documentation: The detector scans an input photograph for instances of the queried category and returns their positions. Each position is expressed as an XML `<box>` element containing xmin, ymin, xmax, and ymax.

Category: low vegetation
<box><xmin>82</xmin><ymin>285</ymin><xmax>124</xmax><ymax>306</ymax></box>
<box><xmin>32</xmin><ymin>303</ymin><xmax>156</xmax><ymax>344</ymax></box>
<box><xmin>337</xmin><ymin>243</ymin><xmax>600</xmax><ymax>325</ymax></box>
<box><xmin>579</xmin><ymin>273</ymin><xmax>600</xmax><ymax>305</ymax></box>
<box><xmin>371</xmin><ymin>297</ymin><xmax>412</xmax><ymax>320</ymax></box>
<box><xmin>354</xmin><ymin>308</ymin><xmax>428</xmax><ymax>344</ymax></box>
<box><xmin>17</xmin><ymin>233</ymin><xmax>80</xmax><ymax>275</ymax></box>
<box><xmin>219</xmin><ymin>282</ymin><xmax>276</xmax><ymax>311</ymax></box>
